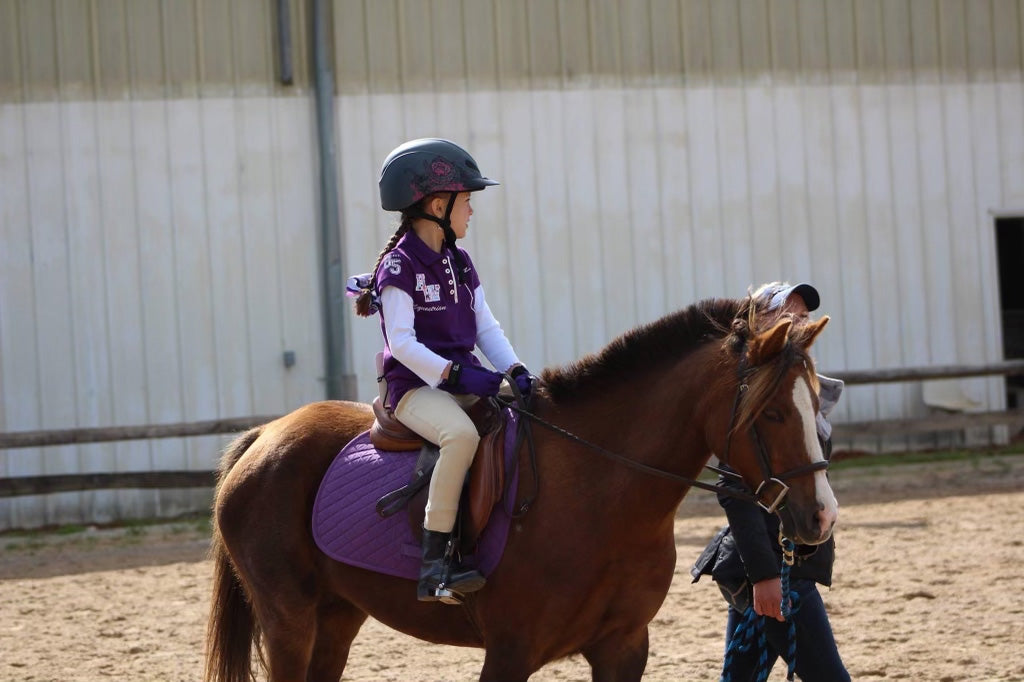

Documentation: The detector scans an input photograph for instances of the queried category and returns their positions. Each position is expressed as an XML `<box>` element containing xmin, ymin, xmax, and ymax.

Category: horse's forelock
<box><xmin>731</xmin><ymin>331</ymin><xmax>819</xmax><ymax>435</ymax></box>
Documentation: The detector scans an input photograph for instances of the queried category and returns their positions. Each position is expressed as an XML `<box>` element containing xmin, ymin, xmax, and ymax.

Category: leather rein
<box><xmin>503</xmin><ymin>351</ymin><xmax>828</xmax><ymax>514</ymax></box>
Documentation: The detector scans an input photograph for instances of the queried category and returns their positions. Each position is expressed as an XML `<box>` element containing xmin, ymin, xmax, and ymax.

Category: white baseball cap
<box><xmin>753</xmin><ymin>281</ymin><xmax>820</xmax><ymax>312</ymax></box>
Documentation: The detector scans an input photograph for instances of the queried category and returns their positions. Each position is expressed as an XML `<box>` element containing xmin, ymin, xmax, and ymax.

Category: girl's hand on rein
<box><xmin>441</xmin><ymin>362</ymin><xmax>503</xmax><ymax>397</ymax></box>
<box><xmin>509</xmin><ymin>365</ymin><xmax>533</xmax><ymax>396</ymax></box>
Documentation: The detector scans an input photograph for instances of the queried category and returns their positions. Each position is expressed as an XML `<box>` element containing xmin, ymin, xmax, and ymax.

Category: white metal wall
<box><xmin>3</xmin><ymin>76</ymin><xmax>1022</xmax><ymax>530</ymax></box>
<box><xmin>338</xmin><ymin>79</ymin><xmax>1019</xmax><ymax>449</ymax></box>
<box><xmin>3</xmin><ymin>0</ymin><xmax>1024</xmax><ymax>530</ymax></box>
<box><xmin>0</xmin><ymin>97</ymin><xmax>326</xmax><ymax>529</ymax></box>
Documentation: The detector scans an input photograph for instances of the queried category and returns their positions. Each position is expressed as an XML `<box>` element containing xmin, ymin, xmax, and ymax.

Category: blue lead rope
<box><xmin>779</xmin><ymin>535</ymin><xmax>798</xmax><ymax>680</ymax></box>
<box><xmin>721</xmin><ymin>534</ymin><xmax>800</xmax><ymax>682</ymax></box>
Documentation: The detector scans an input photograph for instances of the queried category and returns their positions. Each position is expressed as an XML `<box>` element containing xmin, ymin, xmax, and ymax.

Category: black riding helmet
<box><xmin>379</xmin><ymin>138</ymin><xmax>498</xmax><ymax>284</ymax></box>
<box><xmin>379</xmin><ymin>138</ymin><xmax>498</xmax><ymax>211</ymax></box>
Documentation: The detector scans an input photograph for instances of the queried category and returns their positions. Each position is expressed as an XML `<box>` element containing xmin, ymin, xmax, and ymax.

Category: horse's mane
<box><xmin>541</xmin><ymin>297</ymin><xmax>823</xmax><ymax>427</ymax></box>
<box><xmin>540</xmin><ymin>298</ymin><xmax>745</xmax><ymax>402</ymax></box>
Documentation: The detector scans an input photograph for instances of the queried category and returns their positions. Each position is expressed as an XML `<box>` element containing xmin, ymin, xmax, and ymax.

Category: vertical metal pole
<box><xmin>311</xmin><ymin>0</ymin><xmax>355</xmax><ymax>399</ymax></box>
<box><xmin>276</xmin><ymin>0</ymin><xmax>293</xmax><ymax>85</ymax></box>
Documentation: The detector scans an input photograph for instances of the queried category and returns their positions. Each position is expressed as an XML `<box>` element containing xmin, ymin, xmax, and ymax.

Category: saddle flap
<box><xmin>465</xmin><ymin>420</ymin><xmax>508</xmax><ymax>543</ymax></box>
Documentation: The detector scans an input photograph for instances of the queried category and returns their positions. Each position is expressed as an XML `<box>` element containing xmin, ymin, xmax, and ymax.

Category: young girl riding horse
<box><xmin>351</xmin><ymin>138</ymin><xmax>532</xmax><ymax>603</ymax></box>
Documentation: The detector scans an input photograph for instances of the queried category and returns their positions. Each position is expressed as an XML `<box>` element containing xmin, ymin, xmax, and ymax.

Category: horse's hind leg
<box><xmin>252</xmin><ymin>599</ymin><xmax>318</xmax><ymax>682</ymax></box>
<box><xmin>248</xmin><ymin>580</ymin><xmax>369</xmax><ymax>682</ymax></box>
<box><xmin>307</xmin><ymin>598</ymin><xmax>368</xmax><ymax>681</ymax></box>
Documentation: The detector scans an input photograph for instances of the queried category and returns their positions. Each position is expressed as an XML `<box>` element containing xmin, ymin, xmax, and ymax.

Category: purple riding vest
<box><xmin>376</xmin><ymin>231</ymin><xmax>483</xmax><ymax>408</ymax></box>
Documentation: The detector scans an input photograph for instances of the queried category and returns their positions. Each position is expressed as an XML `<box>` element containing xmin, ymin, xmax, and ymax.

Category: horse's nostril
<box><xmin>814</xmin><ymin>510</ymin><xmax>834</xmax><ymax>538</ymax></box>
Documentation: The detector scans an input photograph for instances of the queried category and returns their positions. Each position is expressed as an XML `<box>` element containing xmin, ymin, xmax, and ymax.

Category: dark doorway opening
<box><xmin>996</xmin><ymin>217</ymin><xmax>1024</xmax><ymax>408</ymax></box>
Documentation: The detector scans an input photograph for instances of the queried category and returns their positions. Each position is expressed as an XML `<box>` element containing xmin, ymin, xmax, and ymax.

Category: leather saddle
<box><xmin>372</xmin><ymin>397</ymin><xmax>508</xmax><ymax>551</ymax></box>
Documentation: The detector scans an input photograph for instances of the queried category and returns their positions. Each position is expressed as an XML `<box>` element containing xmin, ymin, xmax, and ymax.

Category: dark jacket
<box><xmin>691</xmin><ymin>468</ymin><xmax>835</xmax><ymax>588</ymax></box>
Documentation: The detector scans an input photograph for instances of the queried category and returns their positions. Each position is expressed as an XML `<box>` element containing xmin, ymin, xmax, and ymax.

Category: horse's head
<box><xmin>708</xmin><ymin>309</ymin><xmax>837</xmax><ymax>546</ymax></box>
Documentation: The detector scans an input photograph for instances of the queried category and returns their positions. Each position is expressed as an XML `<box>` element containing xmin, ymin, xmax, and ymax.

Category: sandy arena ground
<box><xmin>2</xmin><ymin>453</ymin><xmax>1023</xmax><ymax>681</ymax></box>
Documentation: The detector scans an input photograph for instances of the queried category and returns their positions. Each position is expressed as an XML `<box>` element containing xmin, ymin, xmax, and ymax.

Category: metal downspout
<box><xmin>311</xmin><ymin>0</ymin><xmax>355</xmax><ymax>399</ymax></box>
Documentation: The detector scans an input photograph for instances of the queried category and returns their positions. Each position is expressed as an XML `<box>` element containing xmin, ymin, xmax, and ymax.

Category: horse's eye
<box><xmin>762</xmin><ymin>409</ymin><xmax>784</xmax><ymax>423</ymax></box>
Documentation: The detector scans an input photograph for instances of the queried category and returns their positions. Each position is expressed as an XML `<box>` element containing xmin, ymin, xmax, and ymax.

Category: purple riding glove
<box><xmin>441</xmin><ymin>362</ymin><xmax>503</xmax><ymax>397</ymax></box>
<box><xmin>509</xmin><ymin>365</ymin><xmax>533</xmax><ymax>396</ymax></box>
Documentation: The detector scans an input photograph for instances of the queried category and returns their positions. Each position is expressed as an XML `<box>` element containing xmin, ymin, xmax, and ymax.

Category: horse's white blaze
<box><xmin>793</xmin><ymin>377</ymin><xmax>839</xmax><ymax>532</ymax></box>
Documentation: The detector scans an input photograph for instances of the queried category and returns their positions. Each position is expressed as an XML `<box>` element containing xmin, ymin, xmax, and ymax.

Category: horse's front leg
<box><xmin>478</xmin><ymin>641</ymin><xmax>540</xmax><ymax>682</ymax></box>
<box><xmin>582</xmin><ymin>626</ymin><xmax>649</xmax><ymax>682</ymax></box>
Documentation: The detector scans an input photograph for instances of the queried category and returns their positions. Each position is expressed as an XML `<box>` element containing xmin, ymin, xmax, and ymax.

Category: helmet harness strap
<box><xmin>409</xmin><ymin>192</ymin><xmax>468</xmax><ymax>284</ymax></box>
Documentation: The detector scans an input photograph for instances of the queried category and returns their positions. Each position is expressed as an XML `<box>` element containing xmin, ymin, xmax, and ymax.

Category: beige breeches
<box><xmin>394</xmin><ymin>386</ymin><xmax>480</xmax><ymax>533</ymax></box>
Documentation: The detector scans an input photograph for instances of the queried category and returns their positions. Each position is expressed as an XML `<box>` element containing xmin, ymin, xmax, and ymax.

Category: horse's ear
<box><xmin>801</xmin><ymin>315</ymin><xmax>830</xmax><ymax>350</ymax></box>
<box><xmin>748</xmin><ymin>318</ymin><xmax>792</xmax><ymax>365</ymax></box>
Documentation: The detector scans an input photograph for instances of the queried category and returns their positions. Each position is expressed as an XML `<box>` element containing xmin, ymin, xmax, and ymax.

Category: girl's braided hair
<box><xmin>353</xmin><ymin>214</ymin><xmax>413</xmax><ymax>317</ymax></box>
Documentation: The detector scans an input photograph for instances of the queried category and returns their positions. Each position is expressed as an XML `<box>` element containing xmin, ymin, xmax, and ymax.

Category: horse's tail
<box><xmin>204</xmin><ymin>427</ymin><xmax>264</xmax><ymax>682</ymax></box>
<box><xmin>214</xmin><ymin>425</ymin><xmax>262</xmax><ymax>484</ymax></box>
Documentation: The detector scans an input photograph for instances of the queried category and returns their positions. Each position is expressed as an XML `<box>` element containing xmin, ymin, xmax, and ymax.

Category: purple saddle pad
<box><xmin>311</xmin><ymin>409</ymin><xmax>520</xmax><ymax>580</ymax></box>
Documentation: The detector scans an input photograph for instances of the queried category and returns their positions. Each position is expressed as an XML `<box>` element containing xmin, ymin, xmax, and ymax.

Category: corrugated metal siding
<box><xmin>2</xmin><ymin>0</ymin><xmax>1024</xmax><ymax>529</ymax></box>
<box><xmin>337</xmin><ymin>76</ymin><xmax>1022</xmax><ymax>440</ymax></box>
<box><xmin>330</xmin><ymin>0</ymin><xmax>1024</xmax><ymax>92</ymax></box>
<box><xmin>333</xmin><ymin>0</ymin><xmax>1024</xmax><ymax>452</ymax></box>
<box><xmin>5</xmin><ymin>0</ymin><xmax>1023</xmax><ymax>101</ymax></box>
<box><xmin>0</xmin><ymin>0</ymin><xmax>310</xmax><ymax>101</ymax></box>
<box><xmin>0</xmin><ymin>96</ymin><xmax>326</xmax><ymax>529</ymax></box>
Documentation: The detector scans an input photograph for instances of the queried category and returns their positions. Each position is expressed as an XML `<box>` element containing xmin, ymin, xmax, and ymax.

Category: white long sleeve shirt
<box><xmin>381</xmin><ymin>284</ymin><xmax>521</xmax><ymax>387</ymax></box>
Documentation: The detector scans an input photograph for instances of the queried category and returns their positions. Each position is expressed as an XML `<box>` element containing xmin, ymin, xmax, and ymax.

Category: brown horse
<box><xmin>205</xmin><ymin>298</ymin><xmax>835</xmax><ymax>682</ymax></box>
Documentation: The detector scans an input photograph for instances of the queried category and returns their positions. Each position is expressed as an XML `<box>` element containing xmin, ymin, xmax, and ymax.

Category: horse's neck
<box><xmin>537</xmin><ymin>354</ymin><xmax>717</xmax><ymax>520</ymax></box>
<box><xmin>622</xmin><ymin>360</ymin><xmax>716</xmax><ymax>481</ymax></box>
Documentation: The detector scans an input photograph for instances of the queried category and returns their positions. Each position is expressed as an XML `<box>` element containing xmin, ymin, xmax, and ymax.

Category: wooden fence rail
<box><xmin>2</xmin><ymin>360</ymin><xmax>1023</xmax><ymax>498</ymax></box>
<box><xmin>831</xmin><ymin>359</ymin><xmax>1024</xmax><ymax>385</ymax></box>
<box><xmin>831</xmin><ymin>408</ymin><xmax>1024</xmax><ymax>439</ymax></box>
<box><xmin>828</xmin><ymin>358</ymin><xmax>1024</xmax><ymax>439</ymax></box>
<box><xmin>0</xmin><ymin>416</ymin><xmax>278</xmax><ymax>450</ymax></box>
<box><xmin>0</xmin><ymin>471</ymin><xmax>217</xmax><ymax>498</ymax></box>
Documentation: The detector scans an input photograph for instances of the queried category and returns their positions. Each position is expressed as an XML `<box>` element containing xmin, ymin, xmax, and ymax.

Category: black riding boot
<box><xmin>417</xmin><ymin>529</ymin><xmax>485</xmax><ymax>603</ymax></box>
